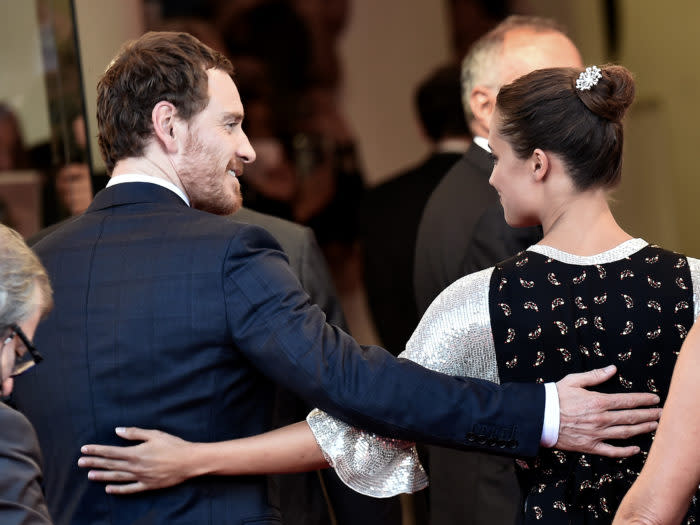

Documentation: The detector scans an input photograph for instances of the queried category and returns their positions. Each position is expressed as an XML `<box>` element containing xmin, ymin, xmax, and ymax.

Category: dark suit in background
<box><xmin>0</xmin><ymin>402</ymin><xmax>52</xmax><ymax>525</ymax></box>
<box><xmin>414</xmin><ymin>142</ymin><xmax>542</xmax><ymax>524</ymax></box>
<box><xmin>13</xmin><ymin>182</ymin><xmax>544</xmax><ymax>525</ymax></box>
<box><xmin>414</xmin><ymin>143</ymin><xmax>541</xmax><ymax>314</ymax></box>
<box><xmin>361</xmin><ymin>151</ymin><xmax>463</xmax><ymax>354</ymax></box>
<box><xmin>234</xmin><ymin>207</ymin><xmax>400</xmax><ymax>525</ymax></box>
<box><xmin>361</xmin><ymin>63</ymin><xmax>470</xmax><ymax>355</ymax></box>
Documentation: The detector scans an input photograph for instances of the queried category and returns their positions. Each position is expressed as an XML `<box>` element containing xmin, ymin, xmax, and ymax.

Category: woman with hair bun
<box><xmin>475</xmin><ymin>63</ymin><xmax>699</xmax><ymax>523</ymax></box>
<box><xmin>79</xmin><ymin>65</ymin><xmax>699</xmax><ymax>524</ymax></box>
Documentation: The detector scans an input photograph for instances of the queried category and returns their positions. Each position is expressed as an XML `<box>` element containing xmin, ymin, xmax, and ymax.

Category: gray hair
<box><xmin>460</xmin><ymin>15</ymin><xmax>569</xmax><ymax>123</ymax></box>
<box><xmin>0</xmin><ymin>225</ymin><xmax>53</xmax><ymax>331</ymax></box>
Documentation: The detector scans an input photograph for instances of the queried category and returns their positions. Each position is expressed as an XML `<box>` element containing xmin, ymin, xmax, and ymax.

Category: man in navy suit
<box><xmin>12</xmin><ymin>32</ymin><xmax>660</xmax><ymax>525</ymax></box>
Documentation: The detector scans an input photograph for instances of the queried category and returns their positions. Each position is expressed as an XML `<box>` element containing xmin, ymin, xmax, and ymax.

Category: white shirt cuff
<box><xmin>540</xmin><ymin>382</ymin><xmax>560</xmax><ymax>448</ymax></box>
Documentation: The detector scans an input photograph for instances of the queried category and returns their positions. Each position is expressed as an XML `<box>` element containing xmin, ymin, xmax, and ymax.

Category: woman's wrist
<box><xmin>186</xmin><ymin>441</ymin><xmax>230</xmax><ymax>478</ymax></box>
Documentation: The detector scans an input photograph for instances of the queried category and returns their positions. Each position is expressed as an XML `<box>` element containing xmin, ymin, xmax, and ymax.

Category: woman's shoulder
<box><xmin>426</xmin><ymin>266</ymin><xmax>496</xmax><ymax>313</ymax></box>
<box><xmin>405</xmin><ymin>265</ymin><xmax>499</xmax><ymax>381</ymax></box>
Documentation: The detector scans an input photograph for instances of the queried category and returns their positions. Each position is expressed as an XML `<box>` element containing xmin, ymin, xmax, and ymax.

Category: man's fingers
<box><xmin>597</xmin><ymin>421</ymin><xmax>659</xmax><ymax>441</ymax></box>
<box><xmin>600</xmin><ymin>407</ymin><xmax>662</xmax><ymax>427</ymax></box>
<box><xmin>561</xmin><ymin>365</ymin><xmax>617</xmax><ymax>388</ymax></box>
<box><xmin>589</xmin><ymin>442</ymin><xmax>642</xmax><ymax>459</ymax></box>
<box><xmin>596</xmin><ymin>393</ymin><xmax>661</xmax><ymax>411</ymax></box>
<box><xmin>105</xmin><ymin>482</ymin><xmax>149</xmax><ymax>495</ymax></box>
<box><xmin>87</xmin><ymin>469</ymin><xmax>137</xmax><ymax>482</ymax></box>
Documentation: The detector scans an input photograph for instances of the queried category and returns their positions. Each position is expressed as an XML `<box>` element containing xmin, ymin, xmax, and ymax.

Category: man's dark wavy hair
<box><xmin>96</xmin><ymin>31</ymin><xmax>233</xmax><ymax>173</ymax></box>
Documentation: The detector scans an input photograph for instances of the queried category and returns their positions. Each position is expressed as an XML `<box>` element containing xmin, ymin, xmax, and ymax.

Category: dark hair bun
<box><xmin>577</xmin><ymin>64</ymin><xmax>635</xmax><ymax>123</ymax></box>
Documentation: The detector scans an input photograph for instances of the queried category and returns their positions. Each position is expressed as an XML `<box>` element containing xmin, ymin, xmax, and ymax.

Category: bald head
<box><xmin>461</xmin><ymin>17</ymin><xmax>583</xmax><ymax>137</ymax></box>
<box><xmin>499</xmin><ymin>29</ymin><xmax>582</xmax><ymax>87</ymax></box>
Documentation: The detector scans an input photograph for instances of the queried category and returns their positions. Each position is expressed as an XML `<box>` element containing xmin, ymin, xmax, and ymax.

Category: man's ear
<box><xmin>152</xmin><ymin>101</ymin><xmax>179</xmax><ymax>153</ymax></box>
<box><xmin>469</xmin><ymin>86</ymin><xmax>496</xmax><ymax>132</ymax></box>
<box><xmin>530</xmin><ymin>148</ymin><xmax>550</xmax><ymax>182</ymax></box>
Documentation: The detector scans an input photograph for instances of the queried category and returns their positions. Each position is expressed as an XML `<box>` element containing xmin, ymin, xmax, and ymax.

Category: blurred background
<box><xmin>1</xmin><ymin>0</ymin><xmax>699</xmax><ymax>344</ymax></box>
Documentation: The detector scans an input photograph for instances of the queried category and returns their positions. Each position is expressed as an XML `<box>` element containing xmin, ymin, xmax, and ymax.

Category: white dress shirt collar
<box><xmin>107</xmin><ymin>174</ymin><xmax>190</xmax><ymax>206</ymax></box>
<box><xmin>472</xmin><ymin>135</ymin><xmax>491</xmax><ymax>153</ymax></box>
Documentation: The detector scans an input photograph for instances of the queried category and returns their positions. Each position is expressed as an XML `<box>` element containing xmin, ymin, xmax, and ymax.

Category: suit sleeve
<box><xmin>223</xmin><ymin>225</ymin><xmax>544</xmax><ymax>455</ymax></box>
<box><xmin>0</xmin><ymin>405</ymin><xmax>52</xmax><ymax>525</ymax></box>
<box><xmin>306</xmin><ymin>268</ymin><xmax>502</xmax><ymax>496</ymax></box>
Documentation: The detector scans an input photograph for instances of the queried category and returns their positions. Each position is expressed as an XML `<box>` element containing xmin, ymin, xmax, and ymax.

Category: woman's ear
<box><xmin>530</xmin><ymin>148</ymin><xmax>550</xmax><ymax>182</ymax></box>
<box><xmin>151</xmin><ymin>101</ymin><xmax>179</xmax><ymax>153</ymax></box>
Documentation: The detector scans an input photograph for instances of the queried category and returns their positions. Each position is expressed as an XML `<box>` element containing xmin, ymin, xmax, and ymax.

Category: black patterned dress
<box><xmin>306</xmin><ymin>239</ymin><xmax>700</xmax><ymax>524</ymax></box>
<box><xmin>491</xmin><ymin>240</ymin><xmax>699</xmax><ymax>523</ymax></box>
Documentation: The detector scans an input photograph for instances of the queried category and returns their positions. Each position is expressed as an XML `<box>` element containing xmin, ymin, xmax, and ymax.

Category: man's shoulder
<box><xmin>370</xmin><ymin>152</ymin><xmax>462</xmax><ymax>198</ymax></box>
<box><xmin>420</xmin><ymin>151</ymin><xmax>496</xmax><ymax>234</ymax></box>
<box><xmin>0</xmin><ymin>402</ymin><xmax>38</xmax><ymax>446</ymax></box>
<box><xmin>232</xmin><ymin>207</ymin><xmax>311</xmax><ymax>266</ymax></box>
<box><xmin>34</xmin><ymin>205</ymin><xmax>281</xmax><ymax>259</ymax></box>
<box><xmin>364</xmin><ymin>165</ymin><xmax>421</xmax><ymax>207</ymax></box>
<box><xmin>233</xmin><ymin>207</ymin><xmax>309</xmax><ymax>244</ymax></box>
<box><xmin>432</xmin><ymin>150</ymin><xmax>491</xmax><ymax>196</ymax></box>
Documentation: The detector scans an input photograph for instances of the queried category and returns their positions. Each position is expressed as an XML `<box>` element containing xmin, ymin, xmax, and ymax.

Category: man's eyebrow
<box><xmin>221</xmin><ymin>111</ymin><xmax>244</xmax><ymax>122</ymax></box>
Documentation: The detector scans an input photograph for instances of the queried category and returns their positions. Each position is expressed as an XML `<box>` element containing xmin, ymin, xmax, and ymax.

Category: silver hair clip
<box><xmin>576</xmin><ymin>65</ymin><xmax>602</xmax><ymax>91</ymax></box>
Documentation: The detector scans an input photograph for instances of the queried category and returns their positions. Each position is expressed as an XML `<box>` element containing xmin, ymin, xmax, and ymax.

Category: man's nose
<box><xmin>238</xmin><ymin>133</ymin><xmax>256</xmax><ymax>163</ymax></box>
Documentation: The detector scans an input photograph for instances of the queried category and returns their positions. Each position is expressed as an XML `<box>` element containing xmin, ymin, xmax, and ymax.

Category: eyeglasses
<box><xmin>2</xmin><ymin>323</ymin><xmax>43</xmax><ymax>377</ymax></box>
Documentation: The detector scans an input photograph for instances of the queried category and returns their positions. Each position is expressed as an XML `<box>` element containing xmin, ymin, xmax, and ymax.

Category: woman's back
<box><xmin>491</xmin><ymin>240</ymin><xmax>699</xmax><ymax>523</ymax></box>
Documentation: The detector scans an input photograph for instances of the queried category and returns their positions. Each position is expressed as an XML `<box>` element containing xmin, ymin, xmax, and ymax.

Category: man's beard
<box><xmin>179</xmin><ymin>133</ymin><xmax>242</xmax><ymax>216</ymax></box>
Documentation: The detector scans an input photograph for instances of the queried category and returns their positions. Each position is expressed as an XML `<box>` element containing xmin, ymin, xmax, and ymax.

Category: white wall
<box><xmin>339</xmin><ymin>1</ymin><xmax>453</xmax><ymax>186</ymax></box>
<box><xmin>0</xmin><ymin>0</ymin><xmax>51</xmax><ymax>146</ymax></box>
<box><xmin>73</xmin><ymin>0</ymin><xmax>145</xmax><ymax>172</ymax></box>
<box><xmin>529</xmin><ymin>0</ymin><xmax>700</xmax><ymax>255</ymax></box>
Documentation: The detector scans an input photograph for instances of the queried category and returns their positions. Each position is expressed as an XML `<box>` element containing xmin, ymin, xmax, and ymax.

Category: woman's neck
<box><xmin>538</xmin><ymin>187</ymin><xmax>632</xmax><ymax>256</ymax></box>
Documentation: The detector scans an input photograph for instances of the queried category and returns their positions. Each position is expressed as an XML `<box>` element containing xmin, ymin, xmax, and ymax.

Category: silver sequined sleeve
<box><xmin>307</xmin><ymin>267</ymin><xmax>498</xmax><ymax>497</ymax></box>
<box><xmin>689</xmin><ymin>257</ymin><xmax>700</xmax><ymax>319</ymax></box>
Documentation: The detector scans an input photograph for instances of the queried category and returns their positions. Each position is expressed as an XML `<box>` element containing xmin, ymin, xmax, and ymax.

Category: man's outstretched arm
<box><xmin>78</xmin><ymin>364</ymin><xmax>660</xmax><ymax>494</ymax></box>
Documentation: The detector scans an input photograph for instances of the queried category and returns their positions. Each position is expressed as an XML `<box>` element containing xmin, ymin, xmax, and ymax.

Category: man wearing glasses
<box><xmin>2</xmin><ymin>324</ymin><xmax>44</xmax><ymax>381</ymax></box>
<box><xmin>0</xmin><ymin>224</ymin><xmax>53</xmax><ymax>525</ymax></box>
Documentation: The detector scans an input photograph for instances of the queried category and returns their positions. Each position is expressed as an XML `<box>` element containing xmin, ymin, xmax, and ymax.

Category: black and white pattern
<box><xmin>307</xmin><ymin>240</ymin><xmax>700</xmax><ymax>525</ymax></box>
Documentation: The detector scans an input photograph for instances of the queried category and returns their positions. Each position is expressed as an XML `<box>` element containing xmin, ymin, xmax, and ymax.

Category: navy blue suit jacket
<box><xmin>14</xmin><ymin>183</ymin><xmax>544</xmax><ymax>525</ymax></box>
